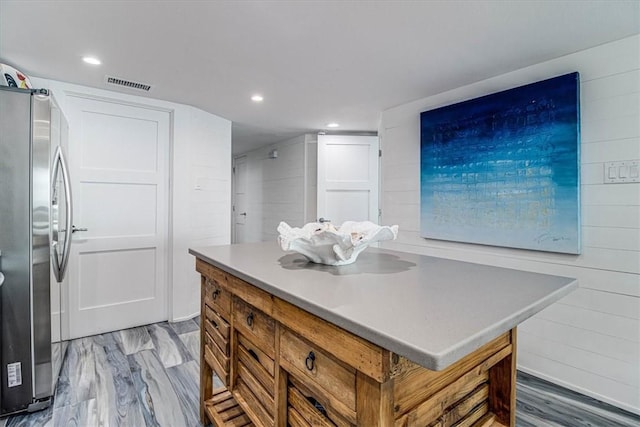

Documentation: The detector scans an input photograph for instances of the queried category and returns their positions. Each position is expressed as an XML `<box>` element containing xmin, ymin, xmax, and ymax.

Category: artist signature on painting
<box><xmin>535</xmin><ymin>233</ymin><xmax>570</xmax><ymax>244</ymax></box>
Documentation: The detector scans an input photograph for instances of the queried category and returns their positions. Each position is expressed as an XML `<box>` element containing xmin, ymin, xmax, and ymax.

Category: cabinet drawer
<box><xmin>236</xmin><ymin>335</ymin><xmax>276</xmax><ymax>421</ymax></box>
<box><xmin>237</xmin><ymin>334</ymin><xmax>275</xmax><ymax>391</ymax></box>
<box><xmin>288</xmin><ymin>376</ymin><xmax>355</xmax><ymax>427</ymax></box>
<box><xmin>204</xmin><ymin>315</ymin><xmax>230</xmax><ymax>357</ymax></box>
<box><xmin>204</xmin><ymin>278</ymin><xmax>231</xmax><ymax>318</ymax></box>
<box><xmin>204</xmin><ymin>341</ymin><xmax>229</xmax><ymax>386</ymax></box>
<box><xmin>238</xmin><ymin>360</ymin><xmax>274</xmax><ymax>413</ymax></box>
<box><xmin>235</xmin><ymin>378</ymin><xmax>274</xmax><ymax>427</ymax></box>
<box><xmin>280</xmin><ymin>328</ymin><xmax>356</xmax><ymax>414</ymax></box>
<box><xmin>205</xmin><ymin>305</ymin><xmax>230</xmax><ymax>338</ymax></box>
<box><xmin>287</xmin><ymin>406</ymin><xmax>310</xmax><ymax>427</ymax></box>
<box><xmin>204</xmin><ymin>330</ymin><xmax>229</xmax><ymax>370</ymax></box>
<box><xmin>233</xmin><ymin>297</ymin><xmax>276</xmax><ymax>357</ymax></box>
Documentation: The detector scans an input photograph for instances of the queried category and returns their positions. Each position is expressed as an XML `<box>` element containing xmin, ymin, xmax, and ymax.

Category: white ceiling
<box><xmin>1</xmin><ymin>1</ymin><xmax>638</xmax><ymax>154</ymax></box>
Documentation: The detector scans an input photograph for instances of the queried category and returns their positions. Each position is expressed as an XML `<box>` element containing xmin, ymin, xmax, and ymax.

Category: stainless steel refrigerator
<box><xmin>0</xmin><ymin>86</ymin><xmax>72</xmax><ymax>415</ymax></box>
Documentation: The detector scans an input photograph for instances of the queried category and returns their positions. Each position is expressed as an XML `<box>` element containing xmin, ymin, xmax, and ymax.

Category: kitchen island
<box><xmin>190</xmin><ymin>242</ymin><xmax>576</xmax><ymax>427</ymax></box>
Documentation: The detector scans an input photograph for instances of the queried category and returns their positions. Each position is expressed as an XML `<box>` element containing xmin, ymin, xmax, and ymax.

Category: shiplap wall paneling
<box><xmin>378</xmin><ymin>35</ymin><xmax>640</xmax><ymax>414</ymax></box>
<box><xmin>304</xmin><ymin>136</ymin><xmax>318</xmax><ymax>223</ymax></box>
<box><xmin>236</xmin><ymin>135</ymin><xmax>310</xmax><ymax>242</ymax></box>
<box><xmin>261</xmin><ymin>138</ymin><xmax>305</xmax><ymax>241</ymax></box>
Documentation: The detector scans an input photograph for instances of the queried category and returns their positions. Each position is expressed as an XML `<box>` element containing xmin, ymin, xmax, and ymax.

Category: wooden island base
<box><xmin>197</xmin><ymin>259</ymin><xmax>516</xmax><ymax>427</ymax></box>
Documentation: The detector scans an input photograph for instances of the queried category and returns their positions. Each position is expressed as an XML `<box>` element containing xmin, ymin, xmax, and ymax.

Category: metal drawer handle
<box><xmin>306</xmin><ymin>396</ymin><xmax>327</xmax><ymax>417</ymax></box>
<box><xmin>246</xmin><ymin>312</ymin><xmax>254</xmax><ymax>327</ymax></box>
<box><xmin>305</xmin><ymin>351</ymin><xmax>316</xmax><ymax>371</ymax></box>
<box><xmin>248</xmin><ymin>349</ymin><xmax>260</xmax><ymax>362</ymax></box>
<box><xmin>212</xmin><ymin>289</ymin><xmax>220</xmax><ymax>300</ymax></box>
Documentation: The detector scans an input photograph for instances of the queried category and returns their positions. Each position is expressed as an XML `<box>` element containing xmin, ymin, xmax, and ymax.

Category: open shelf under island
<box><xmin>190</xmin><ymin>242</ymin><xmax>577</xmax><ymax>427</ymax></box>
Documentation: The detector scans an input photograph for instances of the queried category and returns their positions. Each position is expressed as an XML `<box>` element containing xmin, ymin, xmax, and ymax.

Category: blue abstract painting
<box><xmin>420</xmin><ymin>72</ymin><xmax>580</xmax><ymax>254</ymax></box>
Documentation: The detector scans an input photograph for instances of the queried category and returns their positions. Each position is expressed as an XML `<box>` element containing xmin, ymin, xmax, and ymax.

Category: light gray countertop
<box><xmin>189</xmin><ymin>242</ymin><xmax>577</xmax><ymax>371</ymax></box>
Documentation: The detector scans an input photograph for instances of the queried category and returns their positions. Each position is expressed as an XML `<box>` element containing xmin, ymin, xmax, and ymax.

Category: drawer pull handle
<box><xmin>306</xmin><ymin>396</ymin><xmax>327</xmax><ymax>417</ymax></box>
<box><xmin>246</xmin><ymin>312</ymin><xmax>254</xmax><ymax>327</ymax></box>
<box><xmin>212</xmin><ymin>289</ymin><xmax>220</xmax><ymax>300</ymax></box>
<box><xmin>305</xmin><ymin>351</ymin><xmax>316</xmax><ymax>371</ymax></box>
<box><xmin>248</xmin><ymin>349</ymin><xmax>260</xmax><ymax>362</ymax></box>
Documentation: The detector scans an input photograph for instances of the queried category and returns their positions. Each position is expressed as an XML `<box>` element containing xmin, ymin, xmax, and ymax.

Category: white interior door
<box><xmin>317</xmin><ymin>135</ymin><xmax>379</xmax><ymax>226</ymax></box>
<box><xmin>65</xmin><ymin>95</ymin><xmax>170</xmax><ymax>339</ymax></box>
<box><xmin>233</xmin><ymin>156</ymin><xmax>248</xmax><ymax>243</ymax></box>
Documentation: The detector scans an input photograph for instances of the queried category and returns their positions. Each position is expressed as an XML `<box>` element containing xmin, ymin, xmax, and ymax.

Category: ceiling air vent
<box><xmin>104</xmin><ymin>75</ymin><xmax>152</xmax><ymax>92</ymax></box>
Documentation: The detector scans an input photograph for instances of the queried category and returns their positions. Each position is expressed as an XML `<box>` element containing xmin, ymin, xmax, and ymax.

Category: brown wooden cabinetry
<box><xmin>202</xmin><ymin>275</ymin><xmax>231</xmax><ymax>386</ymax></box>
<box><xmin>233</xmin><ymin>297</ymin><xmax>277</xmax><ymax>426</ymax></box>
<box><xmin>196</xmin><ymin>258</ymin><xmax>516</xmax><ymax>427</ymax></box>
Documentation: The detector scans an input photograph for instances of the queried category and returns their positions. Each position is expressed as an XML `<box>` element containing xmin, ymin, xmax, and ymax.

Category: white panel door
<box><xmin>317</xmin><ymin>135</ymin><xmax>379</xmax><ymax>226</ymax></box>
<box><xmin>65</xmin><ymin>95</ymin><xmax>169</xmax><ymax>339</ymax></box>
<box><xmin>233</xmin><ymin>156</ymin><xmax>248</xmax><ymax>243</ymax></box>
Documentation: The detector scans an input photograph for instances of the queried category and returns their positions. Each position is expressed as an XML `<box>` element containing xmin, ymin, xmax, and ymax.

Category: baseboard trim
<box><xmin>517</xmin><ymin>365</ymin><xmax>640</xmax><ymax>416</ymax></box>
<box><xmin>170</xmin><ymin>310</ymin><xmax>200</xmax><ymax>323</ymax></box>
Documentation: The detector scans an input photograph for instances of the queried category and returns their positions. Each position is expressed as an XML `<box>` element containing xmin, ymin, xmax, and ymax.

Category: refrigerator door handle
<box><xmin>51</xmin><ymin>146</ymin><xmax>73</xmax><ymax>282</ymax></box>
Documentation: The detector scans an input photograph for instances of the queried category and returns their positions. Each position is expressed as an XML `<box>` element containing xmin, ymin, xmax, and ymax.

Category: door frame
<box><xmin>231</xmin><ymin>155</ymin><xmax>248</xmax><ymax>243</ymax></box>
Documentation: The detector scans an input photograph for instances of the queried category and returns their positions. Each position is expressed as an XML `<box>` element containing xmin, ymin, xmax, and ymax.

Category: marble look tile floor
<box><xmin>2</xmin><ymin>319</ymin><xmax>638</xmax><ymax>426</ymax></box>
<box><xmin>516</xmin><ymin>371</ymin><xmax>639</xmax><ymax>427</ymax></box>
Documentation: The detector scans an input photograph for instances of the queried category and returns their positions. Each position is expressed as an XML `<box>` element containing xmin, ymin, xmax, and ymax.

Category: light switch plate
<box><xmin>604</xmin><ymin>160</ymin><xmax>640</xmax><ymax>183</ymax></box>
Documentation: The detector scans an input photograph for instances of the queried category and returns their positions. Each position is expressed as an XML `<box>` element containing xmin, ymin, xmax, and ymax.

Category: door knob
<box><xmin>318</xmin><ymin>217</ymin><xmax>331</xmax><ymax>223</ymax></box>
<box><xmin>71</xmin><ymin>225</ymin><xmax>88</xmax><ymax>233</ymax></box>
<box><xmin>240</xmin><ymin>212</ymin><xmax>247</xmax><ymax>216</ymax></box>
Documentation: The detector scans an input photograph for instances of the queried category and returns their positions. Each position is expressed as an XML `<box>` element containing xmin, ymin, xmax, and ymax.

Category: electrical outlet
<box><xmin>604</xmin><ymin>160</ymin><xmax>639</xmax><ymax>183</ymax></box>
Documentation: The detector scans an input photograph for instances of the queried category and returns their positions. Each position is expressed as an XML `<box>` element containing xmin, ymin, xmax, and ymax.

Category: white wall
<box><xmin>234</xmin><ymin>134</ymin><xmax>317</xmax><ymax>242</ymax></box>
<box><xmin>305</xmin><ymin>138</ymin><xmax>318</xmax><ymax>224</ymax></box>
<box><xmin>378</xmin><ymin>35</ymin><xmax>639</xmax><ymax>413</ymax></box>
<box><xmin>172</xmin><ymin>106</ymin><xmax>232</xmax><ymax>320</ymax></box>
<box><xmin>32</xmin><ymin>77</ymin><xmax>232</xmax><ymax>323</ymax></box>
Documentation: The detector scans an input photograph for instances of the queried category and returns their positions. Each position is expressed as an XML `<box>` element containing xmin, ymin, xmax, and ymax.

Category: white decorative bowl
<box><xmin>277</xmin><ymin>221</ymin><xmax>399</xmax><ymax>266</ymax></box>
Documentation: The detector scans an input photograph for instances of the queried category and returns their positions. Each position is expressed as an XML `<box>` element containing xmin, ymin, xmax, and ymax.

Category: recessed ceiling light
<box><xmin>82</xmin><ymin>56</ymin><xmax>101</xmax><ymax>65</ymax></box>
<box><xmin>326</xmin><ymin>122</ymin><xmax>340</xmax><ymax>128</ymax></box>
<box><xmin>251</xmin><ymin>94</ymin><xmax>264</xmax><ymax>102</ymax></box>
